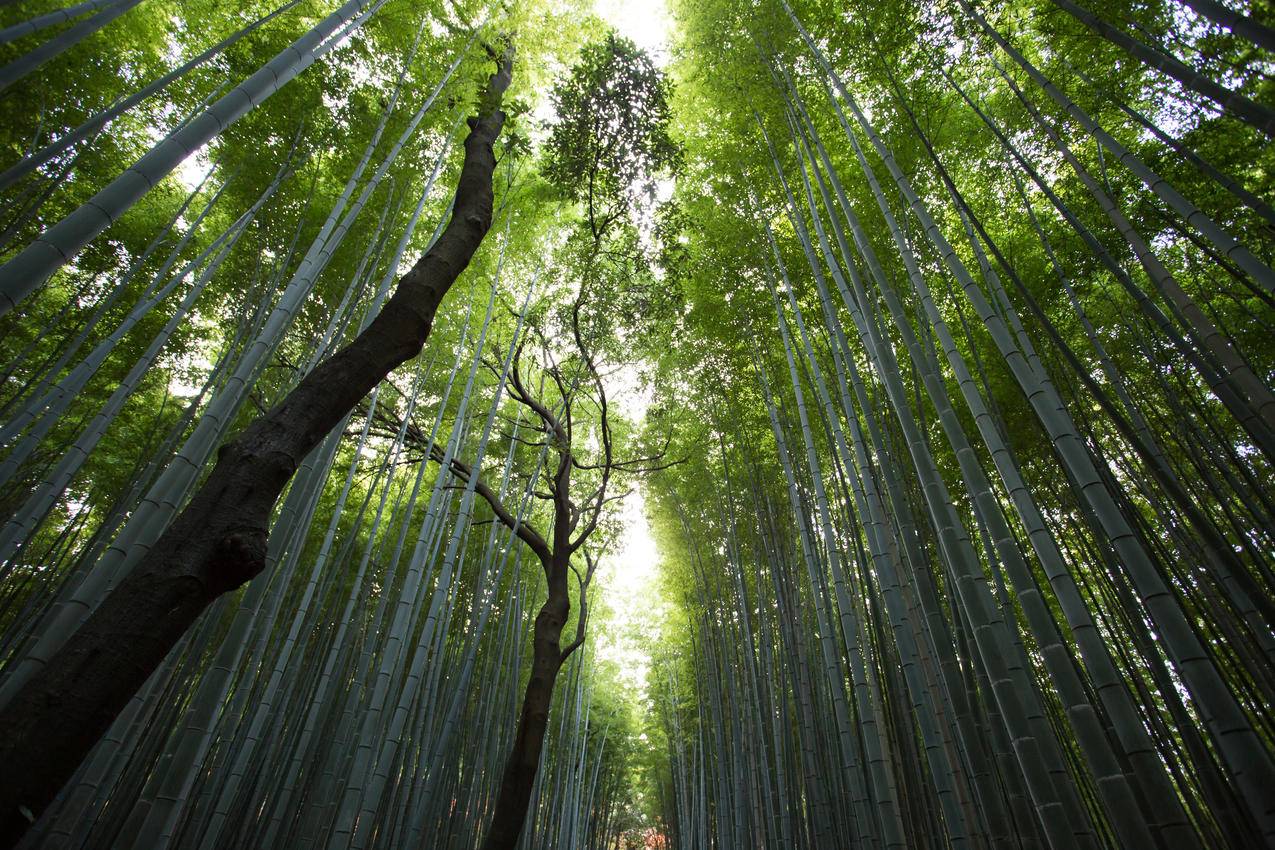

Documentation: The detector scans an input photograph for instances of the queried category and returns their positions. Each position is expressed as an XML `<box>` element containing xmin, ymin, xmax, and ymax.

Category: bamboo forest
<box><xmin>2</xmin><ymin>0</ymin><xmax>1275</xmax><ymax>847</ymax></box>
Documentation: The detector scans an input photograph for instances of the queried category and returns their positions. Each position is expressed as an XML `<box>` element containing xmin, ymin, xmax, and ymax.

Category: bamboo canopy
<box><xmin>0</xmin><ymin>0</ymin><xmax>1272</xmax><ymax>847</ymax></box>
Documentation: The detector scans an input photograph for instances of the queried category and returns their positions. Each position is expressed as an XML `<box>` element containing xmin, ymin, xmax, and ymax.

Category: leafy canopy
<box><xmin>543</xmin><ymin>31</ymin><xmax>681</xmax><ymax>235</ymax></box>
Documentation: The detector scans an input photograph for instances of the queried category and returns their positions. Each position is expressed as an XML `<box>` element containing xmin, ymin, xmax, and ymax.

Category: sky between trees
<box><xmin>0</xmin><ymin>0</ymin><xmax>1273</xmax><ymax>847</ymax></box>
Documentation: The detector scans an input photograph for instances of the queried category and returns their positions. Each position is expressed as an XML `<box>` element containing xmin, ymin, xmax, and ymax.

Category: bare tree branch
<box><xmin>426</xmin><ymin>444</ymin><xmax>552</xmax><ymax>565</ymax></box>
<box><xmin>560</xmin><ymin>549</ymin><xmax>600</xmax><ymax>662</ymax></box>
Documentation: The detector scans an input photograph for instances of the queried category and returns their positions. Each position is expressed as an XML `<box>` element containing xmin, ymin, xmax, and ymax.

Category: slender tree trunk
<box><xmin>1046</xmin><ymin>0</ymin><xmax>1275</xmax><ymax>137</ymax></box>
<box><xmin>0</xmin><ymin>0</ymin><xmax>306</xmax><ymax>193</ymax></box>
<box><xmin>479</xmin><ymin>553</ymin><xmax>571</xmax><ymax>850</ymax></box>
<box><xmin>0</xmin><ymin>48</ymin><xmax>514</xmax><ymax>849</ymax></box>
<box><xmin>1182</xmin><ymin>0</ymin><xmax>1275</xmax><ymax>51</ymax></box>
<box><xmin>0</xmin><ymin>0</ymin><xmax>124</xmax><ymax>46</ymax></box>
<box><xmin>0</xmin><ymin>0</ymin><xmax>145</xmax><ymax>91</ymax></box>
<box><xmin>0</xmin><ymin>0</ymin><xmax>378</xmax><ymax>317</ymax></box>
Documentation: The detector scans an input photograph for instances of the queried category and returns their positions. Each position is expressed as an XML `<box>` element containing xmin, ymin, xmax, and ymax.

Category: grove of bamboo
<box><xmin>0</xmin><ymin>0</ymin><xmax>1272</xmax><ymax>848</ymax></box>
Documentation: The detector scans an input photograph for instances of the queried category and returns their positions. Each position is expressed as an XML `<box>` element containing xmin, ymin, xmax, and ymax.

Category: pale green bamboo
<box><xmin>0</xmin><ymin>0</ymin><xmax>306</xmax><ymax>192</ymax></box>
<box><xmin>0</xmin><ymin>0</ymin><xmax>144</xmax><ymax>90</ymax></box>
<box><xmin>963</xmin><ymin>0</ymin><xmax>1275</xmax><ymax>296</ymax></box>
<box><xmin>785</xmin><ymin>6</ymin><xmax>1275</xmax><ymax>834</ymax></box>
<box><xmin>0</xmin><ymin>0</ymin><xmax>124</xmax><ymax>46</ymax></box>
<box><xmin>1046</xmin><ymin>0</ymin><xmax>1275</xmax><ymax>137</ymax></box>
<box><xmin>0</xmin><ymin>0</ymin><xmax>383</xmax><ymax>315</ymax></box>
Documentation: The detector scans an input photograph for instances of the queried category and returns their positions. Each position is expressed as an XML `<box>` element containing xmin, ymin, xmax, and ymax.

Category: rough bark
<box><xmin>479</xmin><ymin>561</ymin><xmax>571</xmax><ymax>850</ymax></box>
<box><xmin>0</xmin><ymin>47</ymin><xmax>514</xmax><ymax>849</ymax></box>
<box><xmin>476</xmin><ymin>375</ymin><xmax>579</xmax><ymax>850</ymax></box>
<box><xmin>471</xmin><ymin>295</ymin><xmax>616</xmax><ymax>850</ymax></box>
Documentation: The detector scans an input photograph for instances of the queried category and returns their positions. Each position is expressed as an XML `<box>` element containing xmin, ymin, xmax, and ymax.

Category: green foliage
<box><xmin>2</xmin><ymin>0</ymin><xmax>1274</xmax><ymax>845</ymax></box>
<box><xmin>543</xmin><ymin>32</ymin><xmax>680</xmax><ymax>223</ymax></box>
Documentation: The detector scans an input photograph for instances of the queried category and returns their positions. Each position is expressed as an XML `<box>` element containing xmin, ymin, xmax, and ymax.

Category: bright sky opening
<box><xmin>590</xmin><ymin>0</ymin><xmax>671</xmax><ymax>702</ymax></box>
<box><xmin>593</xmin><ymin>0</ymin><xmax>672</xmax><ymax>64</ymax></box>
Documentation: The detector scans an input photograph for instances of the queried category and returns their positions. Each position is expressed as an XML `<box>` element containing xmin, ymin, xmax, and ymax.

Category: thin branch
<box><xmin>561</xmin><ymin>550</ymin><xmax>600</xmax><ymax>661</ymax></box>
<box><xmin>426</xmin><ymin>443</ymin><xmax>552</xmax><ymax>565</ymax></box>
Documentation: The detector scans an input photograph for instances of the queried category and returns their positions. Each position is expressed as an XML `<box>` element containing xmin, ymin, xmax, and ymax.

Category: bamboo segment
<box><xmin>0</xmin><ymin>0</ymin><xmax>379</xmax><ymax>316</ymax></box>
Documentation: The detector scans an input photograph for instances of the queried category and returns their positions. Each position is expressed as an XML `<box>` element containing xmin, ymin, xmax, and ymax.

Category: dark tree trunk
<box><xmin>0</xmin><ymin>49</ymin><xmax>514</xmax><ymax>849</ymax></box>
<box><xmin>477</xmin><ymin>392</ymin><xmax>593</xmax><ymax>850</ymax></box>
<box><xmin>479</xmin><ymin>562</ymin><xmax>571</xmax><ymax>850</ymax></box>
